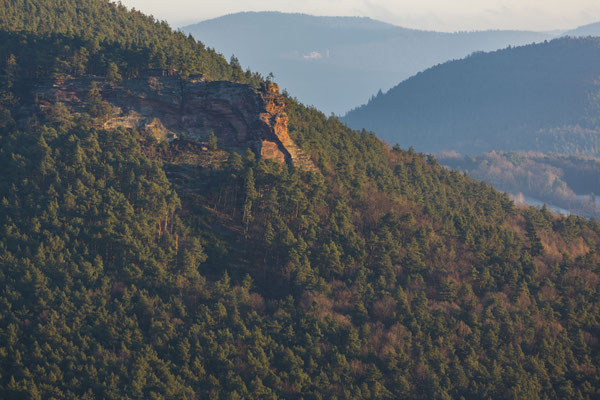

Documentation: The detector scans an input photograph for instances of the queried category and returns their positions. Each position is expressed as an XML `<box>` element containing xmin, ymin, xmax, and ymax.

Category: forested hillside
<box><xmin>1</xmin><ymin>1</ymin><xmax>600</xmax><ymax>399</ymax></box>
<box><xmin>343</xmin><ymin>37</ymin><xmax>600</xmax><ymax>155</ymax></box>
<box><xmin>0</xmin><ymin>0</ymin><xmax>263</xmax><ymax>82</ymax></box>
<box><xmin>439</xmin><ymin>151</ymin><xmax>600</xmax><ymax>218</ymax></box>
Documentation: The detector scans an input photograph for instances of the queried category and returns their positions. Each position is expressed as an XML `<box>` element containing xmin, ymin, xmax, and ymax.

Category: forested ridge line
<box><xmin>0</xmin><ymin>0</ymin><xmax>599</xmax><ymax>398</ymax></box>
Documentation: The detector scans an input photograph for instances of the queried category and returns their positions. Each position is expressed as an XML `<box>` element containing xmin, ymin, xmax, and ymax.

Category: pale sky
<box><xmin>118</xmin><ymin>0</ymin><xmax>600</xmax><ymax>32</ymax></box>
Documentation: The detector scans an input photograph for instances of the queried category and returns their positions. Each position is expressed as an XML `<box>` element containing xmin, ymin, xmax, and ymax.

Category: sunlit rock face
<box><xmin>34</xmin><ymin>74</ymin><xmax>317</xmax><ymax>171</ymax></box>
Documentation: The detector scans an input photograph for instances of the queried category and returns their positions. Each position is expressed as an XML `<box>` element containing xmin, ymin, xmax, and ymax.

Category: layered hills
<box><xmin>183</xmin><ymin>12</ymin><xmax>552</xmax><ymax>114</ymax></box>
<box><xmin>1</xmin><ymin>1</ymin><xmax>600</xmax><ymax>399</ymax></box>
<box><xmin>344</xmin><ymin>37</ymin><xmax>600</xmax><ymax>155</ymax></box>
<box><xmin>566</xmin><ymin>21</ymin><xmax>600</xmax><ymax>37</ymax></box>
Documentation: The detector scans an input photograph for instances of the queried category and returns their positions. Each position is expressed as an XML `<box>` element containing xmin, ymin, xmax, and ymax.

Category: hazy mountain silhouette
<box><xmin>182</xmin><ymin>12</ymin><xmax>552</xmax><ymax>114</ymax></box>
<box><xmin>565</xmin><ymin>21</ymin><xmax>600</xmax><ymax>37</ymax></box>
<box><xmin>343</xmin><ymin>37</ymin><xmax>600</xmax><ymax>155</ymax></box>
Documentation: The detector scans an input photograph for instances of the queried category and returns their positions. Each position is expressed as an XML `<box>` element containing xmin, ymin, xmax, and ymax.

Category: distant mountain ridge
<box><xmin>566</xmin><ymin>21</ymin><xmax>600</xmax><ymax>37</ymax></box>
<box><xmin>343</xmin><ymin>37</ymin><xmax>600</xmax><ymax>155</ymax></box>
<box><xmin>182</xmin><ymin>12</ymin><xmax>552</xmax><ymax>114</ymax></box>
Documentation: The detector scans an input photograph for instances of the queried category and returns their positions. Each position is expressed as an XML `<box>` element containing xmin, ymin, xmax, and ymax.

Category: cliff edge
<box><xmin>33</xmin><ymin>75</ymin><xmax>317</xmax><ymax>171</ymax></box>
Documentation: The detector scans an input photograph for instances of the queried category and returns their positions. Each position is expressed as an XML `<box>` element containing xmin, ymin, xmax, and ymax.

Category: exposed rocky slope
<box><xmin>33</xmin><ymin>73</ymin><xmax>317</xmax><ymax>171</ymax></box>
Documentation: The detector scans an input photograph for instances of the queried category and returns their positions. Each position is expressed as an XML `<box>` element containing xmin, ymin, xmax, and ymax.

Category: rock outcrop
<box><xmin>257</xmin><ymin>83</ymin><xmax>318</xmax><ymax>170</ymax></box>
<box><xmin>33</xmin><ymin>75</ymin><xmax>317</xmax><ymax>171</ymax></box>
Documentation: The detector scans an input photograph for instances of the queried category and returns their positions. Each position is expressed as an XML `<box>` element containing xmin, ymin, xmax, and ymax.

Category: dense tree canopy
<box><xmin>0</xmin><ymin>0</ymin><xmax>263</xmax><ymax>82</ymax></box>
<box><xmin>440</xmin><ymin>151</ymin><xmax>600</xmax><ymax>218</ymax></box>
<box><xmin>0</xmin><ymin>1</ymin><xmax>599</xmax><ymax>399</ymax></box>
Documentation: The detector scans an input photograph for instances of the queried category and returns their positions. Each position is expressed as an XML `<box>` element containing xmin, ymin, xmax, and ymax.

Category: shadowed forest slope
<box><xmin>344</xmin><ymin>37</ymin><xmax>600</xmax><ymax>156</ymax></box>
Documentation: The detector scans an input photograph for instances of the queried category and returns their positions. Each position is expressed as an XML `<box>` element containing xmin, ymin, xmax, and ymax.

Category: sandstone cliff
<box><xmin>33</xmin><ymin>75</ymin><xmax>317</xmax><ymax>171</ymax></box>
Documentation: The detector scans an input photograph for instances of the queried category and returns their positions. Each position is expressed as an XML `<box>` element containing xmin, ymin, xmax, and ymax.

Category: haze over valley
<box><xmin>181</xmin><ymin>11</ymin><xmax>600</xmax><ymax>217</ymax></box>
<box><xmin>183</xmin><ymin>12</ymin><xmax>555</xmax><ymax>115</ymax></box>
